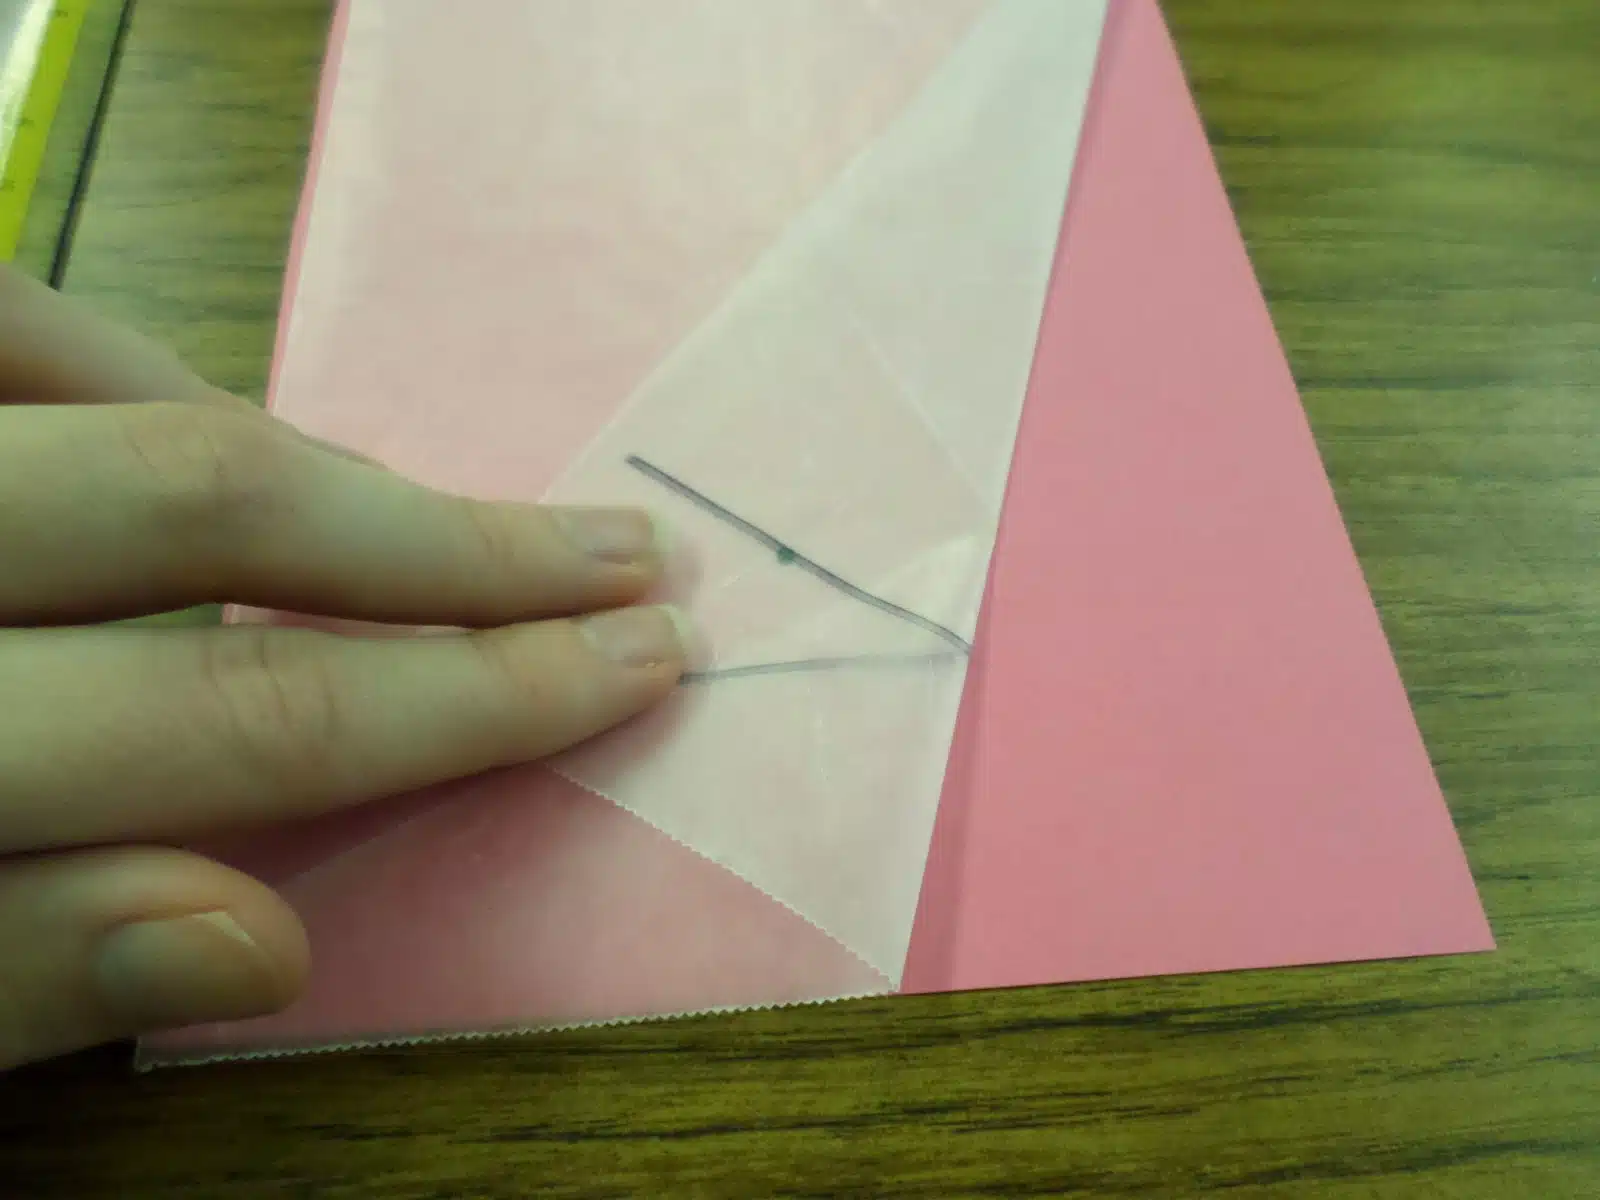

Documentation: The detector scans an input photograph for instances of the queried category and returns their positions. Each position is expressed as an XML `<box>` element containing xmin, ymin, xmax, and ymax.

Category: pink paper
<box><xmin>902</xmin><ymin>0</ymin><xmax>1491</xmax><ymax>991</ymax></box>
<box><xmin>143</xmin><ymin>0</ymin><xmax>1110</xmax><ymax>1065</ymax></box>
<box><xmin>142</xmin><ymin>0</ymin><xmax>1490</xmax><ymax>1068</ymax></box>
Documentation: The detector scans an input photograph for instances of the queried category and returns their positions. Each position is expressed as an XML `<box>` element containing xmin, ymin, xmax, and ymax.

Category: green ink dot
<box><xmin>776</xmin><ymin>545</ymin><xmax>797</xmax><ymax>565</ymax></box>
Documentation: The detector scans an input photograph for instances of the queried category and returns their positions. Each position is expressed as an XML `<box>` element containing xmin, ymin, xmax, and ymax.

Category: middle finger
<box><xmin>0</xmin><ymin>609</ymin><xmax>685</xmax><ymax>853</ymax></box>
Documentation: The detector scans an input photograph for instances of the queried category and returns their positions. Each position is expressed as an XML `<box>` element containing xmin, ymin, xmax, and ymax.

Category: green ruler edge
<box><xmin>0</xmin><ymin>0</ymin><xmax>90</xmax><ymax>262</ymax></box>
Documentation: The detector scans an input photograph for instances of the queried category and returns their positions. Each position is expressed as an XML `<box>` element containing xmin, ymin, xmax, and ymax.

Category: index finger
<box><xmin>0</xmin><ymin>402</ymin><xmax>666</xmax><ymax>627</ymax></box>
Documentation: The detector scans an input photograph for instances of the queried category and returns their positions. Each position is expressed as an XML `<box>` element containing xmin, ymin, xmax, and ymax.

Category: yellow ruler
<box><xmin>0</xmin><ymin>0</ymin><xmax>90</xmax><ymax>261</ymax></box>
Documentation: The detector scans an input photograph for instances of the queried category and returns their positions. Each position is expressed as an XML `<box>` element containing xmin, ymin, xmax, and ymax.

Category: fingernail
<box><xmin>579</xmin><ymin>604</ymin><xmax>690</xmax><ymax>668</ymax></box>
<box><xmin>554</xmin><ymin>507</ymin><xmax>665</xmax><ymax>564</ymax></box>
<box><xmin>94</xmin><ymin>912</ymin><xmax>284</xmax><ymax>1029</ymax></box>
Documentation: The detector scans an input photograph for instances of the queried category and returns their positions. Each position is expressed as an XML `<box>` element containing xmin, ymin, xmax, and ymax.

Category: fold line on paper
<box><xmin>544</xmin><ymin>0</ymin><xmax>1109</xmax><ymax>521</ymax></box>
<box><xmin>560</xmin><ymin>772</ymin><xmax>893</xmax><ymax>990</ymax></box>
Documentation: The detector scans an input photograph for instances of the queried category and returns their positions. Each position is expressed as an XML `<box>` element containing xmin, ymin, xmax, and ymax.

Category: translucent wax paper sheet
<box><xmin>141</xmin><ymin>0</ymin><xmax>1108</xmax><ymax>1063</ymax></box>
<box><xmin>542</xmin><ymin>0</ymin><xmax>1109</xmax><ymax>978</ymax></box>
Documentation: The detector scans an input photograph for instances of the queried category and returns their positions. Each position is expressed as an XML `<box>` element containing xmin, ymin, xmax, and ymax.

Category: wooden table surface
<box><xmin>4</xmin><ymin>1</ymin><xmax>1599</xmax><ymax>1195</ymax></box>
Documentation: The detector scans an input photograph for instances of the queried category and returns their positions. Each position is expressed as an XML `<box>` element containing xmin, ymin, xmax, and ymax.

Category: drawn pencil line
<box><xmin>682</xmin><ymin>651</ymin><xmax>962</xmax><ymax>685</ymax></box>
<box><xmin>625</xmin><ymin>455</ymin><xmax>973</xmax><ymax>653</ymax></box>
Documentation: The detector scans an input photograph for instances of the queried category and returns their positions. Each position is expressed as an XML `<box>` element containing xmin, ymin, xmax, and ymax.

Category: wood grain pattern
<box><xmin>3</xmin><ymin>0</ymin><xmax>1598</xmax><ymax>1195</ymax></box>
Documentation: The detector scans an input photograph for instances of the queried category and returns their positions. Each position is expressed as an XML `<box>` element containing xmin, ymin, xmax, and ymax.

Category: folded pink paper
<box><xmin>902</xmin><ymin>0</ymin><xmax>1492</xmax><ymax>992</ymax></box>
<box><xmin>142</xmin><ymin>0</ymin><xmax>1490</xmax><ymax>1067</ymax></box>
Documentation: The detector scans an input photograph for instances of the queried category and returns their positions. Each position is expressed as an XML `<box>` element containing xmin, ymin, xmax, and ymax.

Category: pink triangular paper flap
<box><xmin>902</xmin><ymin>0</ymin><xmax>1491</xmax><ymax>995</ymax></box>
<box><xmin>143</xmin><ymin>768</ymin><xmax>885</xmax><ymax>1063</ymax></box>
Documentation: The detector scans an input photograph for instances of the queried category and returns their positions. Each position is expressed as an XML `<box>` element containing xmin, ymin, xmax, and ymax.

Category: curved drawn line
<box><xmin>626</xmin><ymin>455</ymin><xmax>973</xmax><ymax>653</ymax></box>
<box><xmin>683</xmin><ymin>651</ymin><xmax>963</xmax><ymax>685</ymax></box>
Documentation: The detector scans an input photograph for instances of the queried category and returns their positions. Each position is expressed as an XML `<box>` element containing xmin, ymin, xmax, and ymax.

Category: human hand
<box><xmin>0</xmin><ymin>266</ymin><xmax>685</xmax><ymax>1069</ymax></box>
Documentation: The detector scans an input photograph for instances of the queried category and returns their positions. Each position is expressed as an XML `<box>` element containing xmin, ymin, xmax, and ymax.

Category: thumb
<box><xmin>0</xmin><ymin>846</ymin><xmax>307</xmax><ymax>1070</ymax></box>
